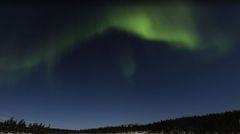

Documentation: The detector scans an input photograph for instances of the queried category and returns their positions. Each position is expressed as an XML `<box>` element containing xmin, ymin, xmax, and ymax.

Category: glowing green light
<box><xmin>0</xmin><ymin>4</ymin><xmax>233</xmax><ymax>82</ymax></box>
<box><xmin>106</xmin><ymin>5</ymin><xmax>199</xmax><ymax>50</ymax></box>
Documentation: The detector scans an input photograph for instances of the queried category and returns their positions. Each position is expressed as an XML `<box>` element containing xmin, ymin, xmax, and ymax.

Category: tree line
<box><xmin>0</xmin><ymin>117</ymin><xmax>51</xmax><ymax>134</ymax></box>
<box><xmin>0</xmin><ymin>110</ymin><xmax>240</xmax><ymax>134</ymax></box>
<box><xmin>79</xmin><ymin>110</ymin><xmax>240</xmax><ymax>134</ymax></box>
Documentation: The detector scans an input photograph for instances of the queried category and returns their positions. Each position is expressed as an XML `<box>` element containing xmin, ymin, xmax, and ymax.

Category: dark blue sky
<box><xmin>0</xmin><ymin>2</ymin><xmax>240</xmax><ymax>129</ymax></box>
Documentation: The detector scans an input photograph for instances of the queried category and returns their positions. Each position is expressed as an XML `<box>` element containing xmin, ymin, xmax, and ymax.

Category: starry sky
<box><xmin>0</xmin><ymin>1</ymin><xmax>240</xmax><ymax>129</ymax></box>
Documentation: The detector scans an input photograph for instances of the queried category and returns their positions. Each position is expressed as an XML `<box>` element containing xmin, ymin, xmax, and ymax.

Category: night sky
<box><xmin>0</xmin><ymin>2</ymin><xmax>240</xmax><ymax>129</ymax></box>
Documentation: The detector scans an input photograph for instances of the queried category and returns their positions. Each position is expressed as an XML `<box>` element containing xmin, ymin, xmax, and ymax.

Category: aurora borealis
<box><xmin>1</xmin><ymin>1</ymin><xmax>240</xmax><ymax>129</ymax></box>
<box><xmin>0</xmin><ymin>3</ymin><xmax>237</xmax><ymax>81</ymax></box>
<box><xmin>106</xmin><ymin>4</ymin><xmax>199</xmax><ymax>49</ymax></box>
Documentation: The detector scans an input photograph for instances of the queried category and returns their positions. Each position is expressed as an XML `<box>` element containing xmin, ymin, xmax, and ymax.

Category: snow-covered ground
<box><xmin>0</xmin><ymin>132</ymin><xmax>155</xmax><ymax>134</ymax></box>
<box><xmin>0</xmin><ymin>132</ymin><xmax>32</xmax><ymax>134</ymax></box>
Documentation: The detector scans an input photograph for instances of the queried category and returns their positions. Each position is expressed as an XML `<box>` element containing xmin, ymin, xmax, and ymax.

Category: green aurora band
<box><xmin>106</xmin><ymin>5</ymin><xmax>199</xmax><ymax>50</ymax></box>
<box><xmin>0</xmin><ymin>4</ymin><xmax>234</xmax><ymax>82</ymax></box>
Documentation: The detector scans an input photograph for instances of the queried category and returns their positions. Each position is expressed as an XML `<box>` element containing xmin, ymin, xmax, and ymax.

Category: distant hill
<box><xmin>79</xmin><ymin>110</ymin><xmax>240</xmax><ymax>134</ymax></box>
<box><xmin>0</xmin><ymin>110</ymin><xmax>240</xmax><ymax>134</ymax></box>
